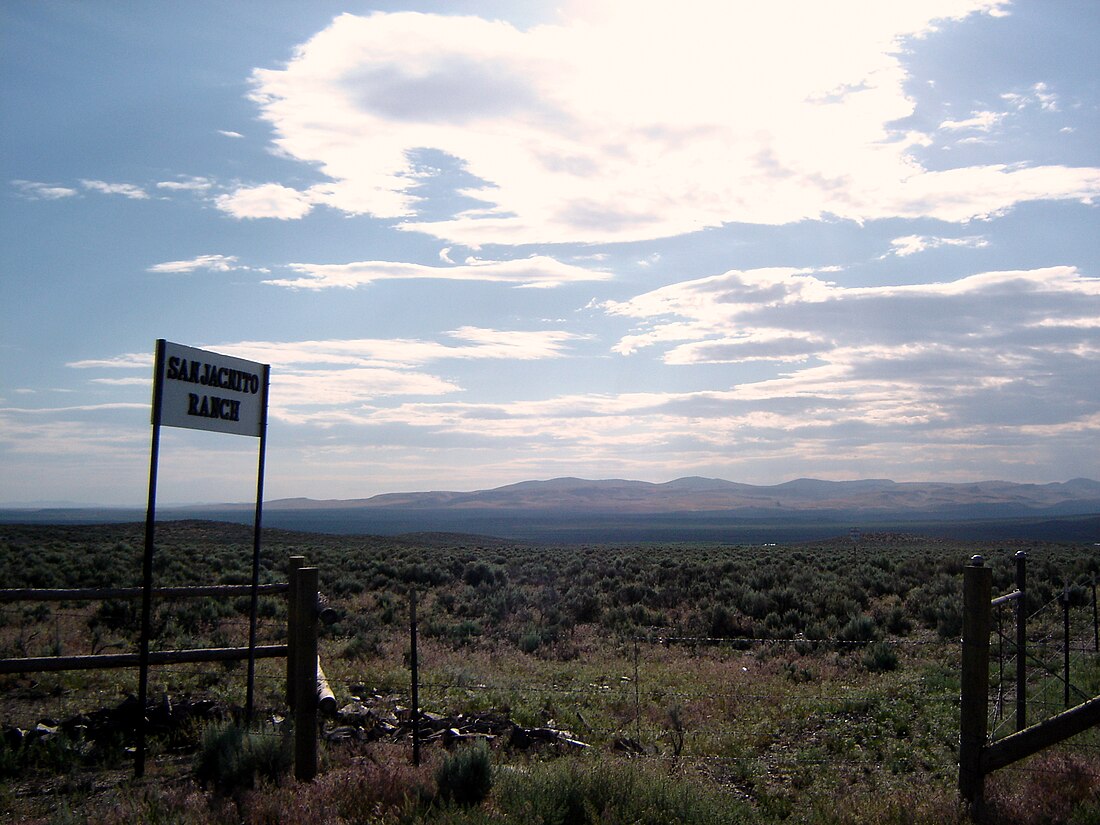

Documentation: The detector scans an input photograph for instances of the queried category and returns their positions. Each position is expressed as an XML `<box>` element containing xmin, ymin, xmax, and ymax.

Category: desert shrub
<box><xmin>400</xmin><ymin>562</ymin><xmax>448</xmax><ymax>586</ymax></box>
<box><xmin>492</xmin><ymin>757</ymin><xmax>753</xmax><ymax>824</ymax></box>
<box><xmin>518</xmin><ymin>629</ymin><xmax>543</xmax><ymax>654</ymax></box>
<box><xmin>375</xmin><ymin>591</ymin><xmax>400</xmax><ymax>625</ymax></box>
<box><xmin>328</xmin><ymin>574</ymin><xmax>364</xmax><ymax>596</ymax></box>
<box><xmin>563</xmin><ymin>590</ymin><xmax>603</xmax><ymax>623</ymax></box>
<box><xmin>169</xmin><ymin>598</ymin><xmax>229</xmax><ymax>637</ymax></box>
<box><xmin>803</xmin><ymin>620</ymin><xmax>833</xmax><ymax>642</ymax></box>
<box><xmin>741</xmin><ymin>589</ymin><xmax>771</xmax><ymax>620</ymax></box>
<box><xmin>838</xmin><ymin>613</ymin><xmax>879</xmax><ymax>644</ymax></box>
<box><xmin>4</xmin><ymin>730</ymin><xmax>82</xmax><ymax>776</ymax></box>
<box><xmin>1064</xmin><ymin>583</ymin><xmax>1091</xmax><ymax>607</ymax></box>
<box><xmin>617</xmin><ymin>583</ymin><xmax>656</xmax><ymax>605</ymax></box>
<box><xmin>425</xmin><ymin>618</ymin><xmax>483</xmax><ymax>647</ymax></box>
<box><xmin>435</xmin><ymin>741</ymin><xmax>492</xmax><ymax>806</ymax></box>
<box><xmin>0</xmin><ymin>737</ymin><xmax>19</xmax><ymax>778</ymax></box>
<box><xmin>935</xmin><ymin>605</ymin><xmax>963</xmax><ymax>640</ymax></box>
<box><xmin>882</xmin><ymin>604</ymin><xmax>913</xmax><ymax>635</ymax></box>
<box><xmin>463</xmin><ymin>561</ymin><xmax>505</xmax><ymax>587</ymax></box>
<box><xmin>342</xmin><ymin>632</ymin><xmax>382</xmax><ymax>660</ymax></box>
<box><xmin>193</xmin><ymin>722</ymin><xmax>291</xmax><ymax>795</ymax></box>
<box><xmin>708</xmin><ymin>604</ymin><xmax>751</xmax><ymax>639</ymax></box>
<box><xmin>781</xmin><ymin>608</ymin><xmax>806</xmax><ymax>631</ymax></box>
<box><xmin>436</xmin><ymin>590</ymin><xmax>459</xmax><ymax>613</ymax></box>
<box><xmin>770</xmin><ymin>586</ymin><xmax>800</xmax><ymax>614</ymax></box>
<box><xmin>241</xmin><ymin>756</ymin><xmax>435</xmax><ymax>824</ymax></box>
<box><xmin>986</xmin><ymin>750</ymin><xmax>1100</xmax><ymax>825</ymax></box>
<box><xmin>625</xmin><ymin>603</ymin><xmax>666</xmax><ymax>627</ymax></box>
<box><xmin>862</xmin><ymin>640</ymin><xmax>900</xmax><ymax>672</ymax></box>
<box><xmin>89</xmin><ymin>598</ymin><xmax>139</xmax><ymax>633</ymax></box>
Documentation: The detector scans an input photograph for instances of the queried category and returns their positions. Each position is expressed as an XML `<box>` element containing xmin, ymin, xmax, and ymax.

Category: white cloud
<box><xmin>662</xmin><ymin>331</ymin><xmax>825</xmax><ymax>365</ymax></box>
<box><xmin>444</xmin><ymin>326</ymin><xmax>589</xmax><ymax>359</ymax></box>
<box><xmin>264</xmin><ymin>255</ymin><xmax>611</xmax><ymax>289</ymax></box>
<box><xmin>606</xmin><ymin>265</ymin><xmax>1099</xmax><ymax>337</ymax></box>
<box><xmin>30</xmin><ymin>261</ymin><xmax>1100</xmax><ymax>489</ymax></box>
<box><xmin>218</xmin><ymin>329</ymin><xmax>585</xmax><ymax>368</ymax></box>
<box><xmin>80</xmin><ymin>179</ymin><xmax>149</xmax><ymax>199</ymax></box>
<box><xmin>939</xmin><ymin>110</ymin><xmax>1003</xmax><ymax>131</ymax></box>
<box><xmin>64</xmin><ymin>328</ymin><xmax>586</xmax><ymax>425</ymax></box>
<box><xmin>600</xmin><ymin>265</ymin><xmax>1100</xmax><ymax>448</ymax></box>
<box><xmin>332</xmin><ymin>310</ymin><xmax>1100</xmax><ymax>478</ymax></box>
<box><xmin>147</xmin><ymin>254</ymin><xmax>248</xmax><ymax>274</ymax></box>
<box><xmin>69</xmin><ymin>329</ymin><xmax>584</xmax><ymax>377</ymax></box>
<box><xmin>275</xmin><ymin>367</ymin><xmax>460</xmax><ymax>410</ymax></box>
<box><xmin>214</xmin><ymin>183</ymin><xmax>315</xmax><ymax>219</ymax></box>
<box><xmin>11</xmin><ymin>180</ymin><xmax>78</xmax><ymax>200</ymax></box>
<box><xmin>68</xmin><ymin>353</ymin><xmax>152</xmax><ymax>370</ymax></box>
<box><xmin>233</xmin><ymin>1</ymin><xmax>1100</xmax><ymax>244</ymax></box>
<box><xmin>1002</xmin><ymin>81</ymin><xmax>1059</xmax><ymax>112</ymax></box>
<box><xmin>88</xmin><ymin>377</ymin><xmax>151</xmax><ymax>386</ymax></box>
<box><xmin>0</xmin><ymin>402</ymin><xmax>147</xmax><ymax>416</ymax></box>
<box><xmin>887</xmin><ymin>234</ymin><xmax>989</xmax><ymax>257</ymax></box>
<box><xmin>218</xmin><ymin>130</ymin><xmax>245</xmax><ymax>138</ymax></box>
<box><xmin>156</xmin><ymin>176</ymin><xmax>214</xmax><ymax>191</ymax></box>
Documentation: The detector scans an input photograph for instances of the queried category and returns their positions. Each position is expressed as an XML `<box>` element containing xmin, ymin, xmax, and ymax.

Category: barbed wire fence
<box><xmin>989</xmin><ymin>572</ymin><xmax>1099</xmax><ymax>736</ymax></box>
<box><xmin>323</xmin><ymin>626</ymin><xmax>1100</xmax><ymax>790</ymax></box>
<box><xmin>1</xmin><ymin>564</ymin><xmax>1098</xmax><ymax>798</ymax></box>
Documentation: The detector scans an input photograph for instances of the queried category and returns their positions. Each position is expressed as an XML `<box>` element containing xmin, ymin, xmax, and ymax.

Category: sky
<box><xmin>2</xmin><ymin>0</ymin><xmax>1099</xmax><ymax>507</ymax></box>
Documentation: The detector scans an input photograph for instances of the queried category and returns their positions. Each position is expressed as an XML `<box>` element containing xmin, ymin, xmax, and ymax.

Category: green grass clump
<box><xmin>491</xmin><ymin>758</ymin><xmax>754</xmax><ymax>825</ymax></box>
<box><xmin>193</xmin><ymin>722</ymin><xmax>292</xmax><ymax>795</ymax></box>
<box><xmin>436</xmin><ymin>741</ymin><xmax>493</xmax><ymax>806</ymax></box>
<box><xmin>861</xmin><ymin>640</ymin><xmax>899</xmax><ymax>672</ymax></box>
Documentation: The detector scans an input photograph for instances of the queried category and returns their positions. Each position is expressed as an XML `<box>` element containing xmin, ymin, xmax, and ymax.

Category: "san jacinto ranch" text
<box><xmin>165</xmin><ymin>355</ymin><xmax>261</xmax><ymax>424</ymax></box>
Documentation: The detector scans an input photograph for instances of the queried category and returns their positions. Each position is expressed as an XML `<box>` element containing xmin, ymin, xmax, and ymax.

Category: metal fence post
<box><xmin>286</xmin><ymin>556</ymin><xmax>305</xmax><ymax>711</ymax></box>
<box><xmin>1015</xmin><ymin>550</ymin><xmax>1027</xmax><ymax>732</ymax></box>
<box><xmin>410</xmin><ymin>589</ymin><xmax>420</xmax><ymax>767</ymax></box>
<box><xmin>1093</xmin><ymin>573</ymin><xmax>1098</xmax><ymax>654</ymax></box>
<box><xmin>960</xmin><ymin>555</ymin><xmax>991</xmax><ymax>814</ymax></box>
<box><xmin>1062</xmin><ymin>583</ymin><xmax>1071</xmax><ymax>709</ymax></box>
<box><xmin>294</xmin><ymin>567</ymin><xmax>319</xmax><ymax>781</ymax></box>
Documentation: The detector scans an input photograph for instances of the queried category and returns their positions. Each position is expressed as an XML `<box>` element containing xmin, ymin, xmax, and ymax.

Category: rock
<box><xmin>613</xmin><ymin>736</ymin><xmax>645</xmax><ymax>754</ymax></box>
<box><xmin>324</xmin><ymin>726</ymin><xmax>366</xmax><ymax>743</ymax></box>
<box><xmin>338</xmin><ymin>701</ymin><xmax>375</xmax><ymax>726</ymax></box>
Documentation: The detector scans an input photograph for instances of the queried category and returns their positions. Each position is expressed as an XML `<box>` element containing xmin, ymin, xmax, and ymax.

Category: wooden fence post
<box><xmin>294</xmin><ymin>567</ymin><xmax>319</xmax><ymax>782</ymax></box>
<box><xmin>960</xmin><ymin>555</ymin><xmax>992</xmax><ymax>814</ymax></box>
<box><xmin>286</xmin><ymin>556</ymin><xmax>305</xmax><ymax>711</ymax></box>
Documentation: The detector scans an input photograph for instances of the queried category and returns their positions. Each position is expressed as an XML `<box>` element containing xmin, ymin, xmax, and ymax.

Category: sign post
<box><xmin>137</xmin><ymin>340</ymin><xmax>269</xmax><ymax>777</ymax></box>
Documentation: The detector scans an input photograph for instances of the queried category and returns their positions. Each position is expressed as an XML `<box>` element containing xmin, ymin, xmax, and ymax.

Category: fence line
<box><xmin>0</xmin><ymin>557</ymin><xmax>327</xmax><ymax>782</ymax></box>
<box><xmin>1</xmin><ymin>548</ymin><xmax>1095</xmax><ymax>806</ymax></box>
<box><xmin>960</xmin><ymin>554</ymin><xmax>1100</xmax><ymax>818</ymax></box>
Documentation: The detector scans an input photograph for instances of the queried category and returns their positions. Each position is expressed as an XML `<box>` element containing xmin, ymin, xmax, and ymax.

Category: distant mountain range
<box><xmin>256</xmin><ymin>476</ymin><xmax>1100</xmax><ymax>516</ymax></box>
<box><xmin>4</xmin><ymin>477</ymin><xmax>1099</xmax><ymax>543</ymax></box>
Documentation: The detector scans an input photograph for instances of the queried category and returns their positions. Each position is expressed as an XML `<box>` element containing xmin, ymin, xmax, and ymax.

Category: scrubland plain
<box><xmin>1</xmin><ymin>521</ymin><xmax>1098</xmax><ymax>824</ymax></box>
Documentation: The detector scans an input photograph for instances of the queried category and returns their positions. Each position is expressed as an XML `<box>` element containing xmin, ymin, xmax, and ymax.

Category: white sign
<box><xmin>157</xmin><ymin>341</ymin><xmax>267</xmax><ymax>437</ymax></box>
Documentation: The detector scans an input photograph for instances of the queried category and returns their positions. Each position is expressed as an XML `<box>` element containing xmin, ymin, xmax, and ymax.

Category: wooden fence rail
<box><xmin>0</xmin><ymin>557</ymin><xmax>323</xmax><ymax>782</ymax></box>
<box><xmin>0</xmin><ymin>645</ymin><xmax>287</xmax><ymax>674</ymax></box>
<box><xmin>0</xmin><ymin>583</ymin><xmax>287</xmax><ymax>602</ymax></box>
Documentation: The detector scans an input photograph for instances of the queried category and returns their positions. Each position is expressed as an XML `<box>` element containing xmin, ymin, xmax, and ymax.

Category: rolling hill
<box><xmin>7</xmin><ymin>477</ymin><xmax>1098</xmax><ymax>544</ymax></box>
